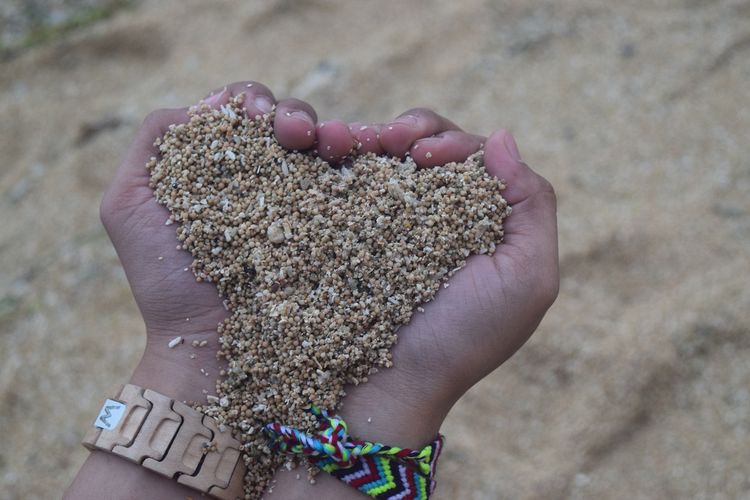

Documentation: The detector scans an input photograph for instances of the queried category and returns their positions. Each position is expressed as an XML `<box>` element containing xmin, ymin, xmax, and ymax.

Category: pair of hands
<box><xmin>85</xmin><ymin>80</ymin><xmax>558</xmax><ymax>498</ymax></box>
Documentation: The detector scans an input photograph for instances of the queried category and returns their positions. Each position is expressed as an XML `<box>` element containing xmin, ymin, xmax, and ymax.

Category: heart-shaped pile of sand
<box><xmin>148</xmin><ymin>95</ymin><xmax>509</xmax><ymax>497</ymax></box>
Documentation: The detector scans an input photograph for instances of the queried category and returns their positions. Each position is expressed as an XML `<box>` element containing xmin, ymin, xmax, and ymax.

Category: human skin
<box><xmin>65</xmin><ymin>80</ymin><xmax>558</xmax><ymax>499</ymax></box>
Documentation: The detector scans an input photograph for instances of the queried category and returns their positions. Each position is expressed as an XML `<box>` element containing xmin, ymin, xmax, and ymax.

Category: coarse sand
<box><xmin>147</xmin><ymin>95</ymin><xmax>509</xmax><ymax>496</ymax></box>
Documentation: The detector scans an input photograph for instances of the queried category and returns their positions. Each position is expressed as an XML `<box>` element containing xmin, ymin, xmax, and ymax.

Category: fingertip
<box><xmin>317</xmin><ymin>120</ymin><xmax>356</xmax><ymax>162</ymax></box>
<box><xmin>275</xmin><ymin>113</ymin><xmax>316</xmax><ymax>150</ymax></box>
<box><xmin>351</xmin><ymin>123</ymin><xmax>384</xmax><ymax>155</ymax></box>
<box><xmin>236</xmin><ymin>82</ymin><xmax>276</xmax><ymax>119</ymax></box>
<box><xmin>275</xmin><ymin>98</ymin><xmax>318</xmax><ymax>151</ymax></box>
<box><xmin>247</xmin><ymin>94</ymin><xmax>275</xmax><ymax>118</ymax></box>
<box><xmin>379</xmin><ymin>120</ymin><xmax>416</xmax><ymax>157</ymax></box>
<box><xmin>484</xmin><ymin>129</ymin><xmax>521</xmax><ymax>175</ymax></box>
<box><xmin>410</xmin><ymin>142</ymin><xmax>438</xmax><ymax>168</ymax></box>
<box><xmin>484</xmin><ymin>129</ymin><xmax>538</xmax><ymax>205</ymax></box>
<box><xmin>200</xmin><ymin>81</ymin><xmax>277</xmax><ymax>119</ymax></box>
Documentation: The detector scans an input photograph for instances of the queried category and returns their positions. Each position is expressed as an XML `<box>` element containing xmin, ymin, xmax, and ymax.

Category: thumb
<box><xmin>484</xmin><ymin>129</ymin><xmax>547</xmax><ymax>206</ymax></box>
<box><xmin>484</xmin><ymin>129</ymin><xmax>559</xmax><ymax>300</ymax></box>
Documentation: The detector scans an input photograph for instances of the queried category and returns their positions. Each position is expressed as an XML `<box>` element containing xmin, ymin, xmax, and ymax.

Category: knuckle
<box><xmin>279</xmin><ymin>98</ymin><xmax>316</xmax><ymax>120</ymax></box>
<box><xmin>535</xmin><ymin>175</ymin><xmax>557</xmax><ymax>207</ymax></box>
<box><xmin>537</xmin><ymin>175</ymin><xmax>555</xmax><ymax>196</ymax></box>
<box><xmin>239</xmin><ymin>81</ymin><xmax>274</xmax><ymax>99</ymax></box>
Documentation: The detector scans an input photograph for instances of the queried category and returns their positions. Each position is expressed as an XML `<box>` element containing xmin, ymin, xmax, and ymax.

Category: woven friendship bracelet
<box><xmin>265</xmin><ymin>406</ymin><xmax>443</xmax><ymax>499</ymax></box>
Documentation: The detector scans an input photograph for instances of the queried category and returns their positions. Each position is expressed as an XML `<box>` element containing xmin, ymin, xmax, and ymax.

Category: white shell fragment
<box><xmin>267</xmin><ymin>221</ymin><xmax>286</xmax><ymax>243</ymax></box>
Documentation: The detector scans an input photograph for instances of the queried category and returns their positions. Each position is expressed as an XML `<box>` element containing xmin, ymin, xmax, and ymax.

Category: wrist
<box><xmin>335</xmin><ymin>367</ymin><xmax>451</xmax><ymax>449</ymax></box>
<box><xmin>130</xmin><ymin>328</ymin><xmax>224</xmax><ymax>404</ymax></box>
<box><xmin>267</xmin><ymin>366</ymin><xmax>451</xmax><ymax>499</ymax></box>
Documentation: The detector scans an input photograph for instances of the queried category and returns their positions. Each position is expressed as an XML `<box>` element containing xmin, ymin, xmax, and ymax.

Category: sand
<box><xmin>1</xmin><ymin>0</ymin><xmax>749</xmax><ymax>498</ymax></box>
<box><xmin>149</xmin><ymin>98</ymin><xmax>507</xmax><ymax>496</ymax></box>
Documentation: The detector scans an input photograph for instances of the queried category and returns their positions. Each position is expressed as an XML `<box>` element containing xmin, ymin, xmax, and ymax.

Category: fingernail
<box><xmin>203</xmin><ymin>88</ymin><xmax>227</xmax><ymax>106</ymax></box>
<box><xmin>503</xmin><ymin>131</ymin><xmax>522</xmax><ymax>163</ymax></box>
<box><xmin>254</xmin><ymin>95</ymin><xmax>274</xmax><ymax>113</ymax></box>
<box><xmin>287</xmin><ymin>110</ymin><xmax>314</xmax><ymax>126</ymax></box>
<box><xmin>393</xmin><ymin>114</ymin><xmax>419</xmax><ymax>128</ymax></box>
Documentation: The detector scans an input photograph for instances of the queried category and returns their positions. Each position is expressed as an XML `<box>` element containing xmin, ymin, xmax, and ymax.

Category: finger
<box><xmin>349</xmin><ymin>123</ymin><xmax>385</xmax><ymax>155</ymax></box>
<box><xmin>410</xmin><ymin>131</ymin><xmax>485</xmax><ymax>168</ymax></box>
<box><xmin>484</xmin><ymin>129</ymin><xmax>557</xmax><ymax>271</ymax></box>
<box><xmin>201</xmin><ymin>86</ymin><xmax>230</xmax><ymax>107</ymax></box>
<box><xmin>273</xmin><ymin>98</ymin><xmax>318</xmax><ymax>150</ymax></box>
<box><xmin>483</xmin><ymin>129</ymin><xmax>545</xmax><ymax>205</ymax></box>
<box><xmin>379</xmin><ymin>108</ymin><xmax>462</xmax><ymax>157</ymax></box>
<box><xmin>202</xmin><ymin>81</ymin><xmax>276</xmax><ymax>118</ymax></box>
<box><xmin>317</xmin><ymin>120</ymin><xmax>356</xmax><ymax>163</ymax></box>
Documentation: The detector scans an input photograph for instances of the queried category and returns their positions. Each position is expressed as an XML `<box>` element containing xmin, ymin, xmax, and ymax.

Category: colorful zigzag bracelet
<box><xmin>265</xmin><ymin>406</ymin><xmax>444</xmax><ymax>499</ymax></box>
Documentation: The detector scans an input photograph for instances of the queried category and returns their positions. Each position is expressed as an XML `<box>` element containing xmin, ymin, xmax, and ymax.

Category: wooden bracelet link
<box><xmin>82</xmin><ymin>383</ymin><xmax>244</xmax><ymax>500</ymax></box>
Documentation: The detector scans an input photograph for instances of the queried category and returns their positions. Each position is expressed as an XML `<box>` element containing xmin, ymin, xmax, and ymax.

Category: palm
<box><xmin>101</xmin><ymin>109</ymin><xmax>228</xmax><ymax>341</ymax></box>
<box><xmin>392</xmin><ymin>188</ymin><xmax>557</xmax><ymax>397</ymax></box>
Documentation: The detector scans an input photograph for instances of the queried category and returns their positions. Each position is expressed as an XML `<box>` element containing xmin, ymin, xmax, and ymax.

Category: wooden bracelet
<box><xmin>82</xmin><ymin>383</ymin><xmax>244</xmax><ymax>500</ymax></box>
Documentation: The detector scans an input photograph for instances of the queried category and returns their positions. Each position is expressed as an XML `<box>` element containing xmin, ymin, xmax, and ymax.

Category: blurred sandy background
<box><xmin>1</xmin><ymin>0</ymin><xmax>749</xmax><ymax>498</ymax></box>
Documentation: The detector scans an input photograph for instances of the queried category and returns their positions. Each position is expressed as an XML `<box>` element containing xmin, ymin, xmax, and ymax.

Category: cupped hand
<box><xmin>274</xmin><ymin>108</ymin><xmax>560</xmax><ymax>498</ymax></box>
<box><xmin>99</xmin><ymin>81</ymin><xmax>558</xmax><ymax>498</ymax></box>
<box><xmin>100</xmin><ymin>81</ymin><xmax>328</xmax><ymax>401</ymax></box>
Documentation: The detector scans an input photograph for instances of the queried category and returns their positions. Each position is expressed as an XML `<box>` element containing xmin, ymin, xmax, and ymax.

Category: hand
<box><xmin>72</xmin><ymin>80</ymin><xmax>558</xmax><ymax>499</ymax></box>
<box><xmin>69</xmin><ymin>81</ymin><xmax>339</xmax><ymax>499</ymax></box>
<box><xmin>260</xmin><ymin>105</ymin><xmax>558</xmax><ymax>494</ymax></box>
<box><xmin>98</xmin><ymin>81</ymin><xmax>333</xmax><ymax>403</ymax></box>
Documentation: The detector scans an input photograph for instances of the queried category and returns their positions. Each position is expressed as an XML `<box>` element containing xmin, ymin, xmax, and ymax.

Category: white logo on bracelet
<box><xmin>95</xmin><ymin>399</ymin><xmax>127</xmax><ymax>430</ymax></box>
